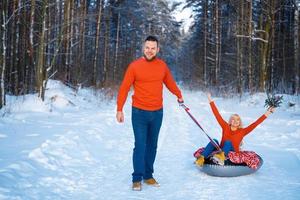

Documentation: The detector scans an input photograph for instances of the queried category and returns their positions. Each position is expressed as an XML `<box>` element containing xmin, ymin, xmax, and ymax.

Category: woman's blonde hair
<box><xmin>228</xmin><ymin>114</ymin><xmax>243</xmax><ymax>128</ymax></box>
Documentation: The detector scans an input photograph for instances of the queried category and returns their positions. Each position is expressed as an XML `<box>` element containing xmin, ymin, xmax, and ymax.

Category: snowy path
<box><xmin>0</xmin><ymin>81</ymin><xmax>300</xmax><ymax>200</ymax></box>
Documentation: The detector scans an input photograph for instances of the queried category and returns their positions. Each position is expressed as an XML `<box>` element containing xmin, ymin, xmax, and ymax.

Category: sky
<box><xmin>0</xmin><ymin>80</ymin><xmax>300</xmax><ymax>200</ymax></box>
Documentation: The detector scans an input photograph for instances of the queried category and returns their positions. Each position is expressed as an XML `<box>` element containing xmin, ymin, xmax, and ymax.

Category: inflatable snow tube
<box><xmin>200</xmin><ymin>155</ymin><xmax>263</xmax><ymax>177</ymax></box>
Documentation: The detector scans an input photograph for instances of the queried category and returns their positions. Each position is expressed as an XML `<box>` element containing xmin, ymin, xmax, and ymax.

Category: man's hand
<box><xmin>177</xmin><ymin>98</ymin><xmax>184</xmax><ymax>103</ymax></box>
<box><xmin>177</xmin><ymin>98</ymin><xmax>184</xmax><ymax>106</ymax></box>
<box><xmin>116</xmin><ymin>111</ymin><xmax>124</xmax><ymax>123</ymax></box>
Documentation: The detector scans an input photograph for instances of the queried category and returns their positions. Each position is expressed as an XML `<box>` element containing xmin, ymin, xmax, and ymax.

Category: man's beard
<box><xmin>143</xmin><ymin>54</ymin><xmax>156</xmax><ymax>62</ymax></box>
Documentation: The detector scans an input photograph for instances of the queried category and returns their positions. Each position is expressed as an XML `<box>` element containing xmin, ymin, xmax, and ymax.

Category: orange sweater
<box><xmin>210</xmin><ymin>101</ymin><xmax>267</xmax><ymax>152</ymax></box>
<box><xmin>117</xmin><ymin>57</ymin><xmax>182</xmax><ymax>111</ymax></box>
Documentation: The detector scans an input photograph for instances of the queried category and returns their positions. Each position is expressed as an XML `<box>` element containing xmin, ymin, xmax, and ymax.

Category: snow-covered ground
<box><xmin>0</xmin><ymin>80</ymin><xmax>300</xmax><ymax>200</ymax></box>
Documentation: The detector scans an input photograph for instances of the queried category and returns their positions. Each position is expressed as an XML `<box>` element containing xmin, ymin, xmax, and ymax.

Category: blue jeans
<box><xmin>201</xmin><ymin>139</ymin><xmax>234</xmax><ymax>158</ymax></box>
<box><xmin>131</xmin><ymin>107</ymin><xmax>163</xmax><ymax>182</ymax></box>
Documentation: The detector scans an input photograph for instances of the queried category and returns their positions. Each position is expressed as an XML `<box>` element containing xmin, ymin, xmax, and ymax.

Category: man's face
<box><xmin>143</xmin><ymin>41</ymin><xmax>159</xmax><ymax>61</ymax></box>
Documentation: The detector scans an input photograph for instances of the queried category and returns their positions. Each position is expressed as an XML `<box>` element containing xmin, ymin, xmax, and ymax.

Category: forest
<box><xmin>0</xmin><ymin>0</ymin><xmax>299</xmax><ymax>109</ymax></box>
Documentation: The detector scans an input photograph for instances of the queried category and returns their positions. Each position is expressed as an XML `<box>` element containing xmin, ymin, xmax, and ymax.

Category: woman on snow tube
<box><xmin>194</xmin><ymin>93</ymin><xmax>275</xmax><ymax>169</ymax></box>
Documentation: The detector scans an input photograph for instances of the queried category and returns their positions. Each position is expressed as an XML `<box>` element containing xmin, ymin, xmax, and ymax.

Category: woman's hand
<box><xmin>207</xmin><ymin>92</ymin><xmax>213</xmax><ymax>103</ymax></box>
<box><xmin>265</xmin><ymin>107</ymin><xmax>275</xmax><ymax>117</ymax></box>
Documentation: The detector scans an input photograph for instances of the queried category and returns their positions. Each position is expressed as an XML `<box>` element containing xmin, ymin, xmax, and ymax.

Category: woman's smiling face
<box><xmin>229</xmin><ymin>114</ymin><xmax>242</xmax><ymax>129</ymax></box>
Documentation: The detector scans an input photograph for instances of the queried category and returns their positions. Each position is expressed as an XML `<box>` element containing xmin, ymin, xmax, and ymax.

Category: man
<box><xmin>116</xmin><ymin>35</ymin><xmax>183</xmax><ymax>191</ymax></box>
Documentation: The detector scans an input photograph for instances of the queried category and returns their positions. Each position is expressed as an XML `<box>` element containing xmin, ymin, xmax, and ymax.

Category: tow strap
<box><xmin>179</xmin><ymin>103</ymin><xmax>222</xmax><ymax>152</ymax></box>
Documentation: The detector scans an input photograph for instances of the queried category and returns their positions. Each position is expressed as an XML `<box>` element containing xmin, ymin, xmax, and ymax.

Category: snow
<box><xmin>0</xmin><ymin>80</ymin><xmax>300</xmax><ymax>200</ymax></box>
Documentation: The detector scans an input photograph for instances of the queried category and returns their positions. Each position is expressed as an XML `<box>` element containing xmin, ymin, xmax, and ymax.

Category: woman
<box><xmin>195</xmin><ymin>93</ymin><xmax>275</xmax><ymax>166</ymax></box>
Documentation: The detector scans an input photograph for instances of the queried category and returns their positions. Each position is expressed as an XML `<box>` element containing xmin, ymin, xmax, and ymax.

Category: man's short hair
<box><xmin>145</xmin><ymin>35</ymin><xmax>159</xmax><ymax>45</ymax></box>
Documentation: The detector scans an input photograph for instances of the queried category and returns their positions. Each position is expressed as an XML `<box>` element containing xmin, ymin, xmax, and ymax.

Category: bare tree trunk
<box><xmin>236</xmin><ymin>1</ymin><xmax>243</xmax><ymax>95</ymax></box>
<box><xmin>68</xmin><ymin>0</ymin><xmax>74</xmax><ymax>84</ymax></box>
<box><xmin>113</xmin><ymin>12</ymin><xmax>120</xmax><ymax>81</ymax></box>
<box><xmin>295</xmin><ymin>3</ymin><xmax>299</xmax><ymax>95</ymax></box>
<box><xmin>203</xmin><ymin>0</ymin><xmax>208</xmax><ymax>87</ymax></box>
<box><xmin>46</xmin><ymin>0</ymin><xmax>51</xmax><ymax>68</ymax></box>
<box><xmin>18</xmin><ymin>0</ymin><xmax>28</xmax><ymax>95</ymax></box>
<box><xmin>0</xmin><ymin>0</ymin><xmax>7</xmax><ymax>108</ymax></box>
<box><xmin>247</xmin><ymin>0</ymin><xmax>253</xmax><ymax>93</ymax></box>
<box><xmin>8</xmin><ymin>1</ymin><xmax>16</xmax><ymax>94</ymax></box>
<box><xmin>12</xmin><ymin>0</ymin><xmax>20</xmax><ymax>95</ymax></box>
<box><xmin>93</xmin><ymin>0</ymin><xmax>103</xmax><ymax>86</ymax></box>
<box><xmin>102</xmin><ymin>7</ymin><xmax>111</xmax><ymax>87</ymax></box>
<box><xmin>62</xmin><ymin>0</ymin><xmax>71</xmax><ymax>82</ymax></box>
<box><xmin>77</xmin><ymin>0</ymin><xmax>87</xmax><ymax>84</ymax></box>
<box><xmin>14</xmin><ymin>0</ymin><xmax>21</xmax><ymax>95</ymax></box>
<box><xmin>36</xmin><ymin>0</ymin><xmax>47</xmax><ymax>100</ymax></box>
<box><xmin>298</xmin><ymin>3</ymin><xmax>300</xmax><ymax>95</ymax></box>
<box><xmin>56</xmin><ymin>0</ymin><xmax>63</xmax><ymax>73</ymax></box>
<box><xmin>28</xmin><ymin>0</ymin><xmax>36</xmax><ymax>93</ymax></box>
<box><xmin>215</xmin><ymin>0</ymin><xmax>221</xmax><ymax>86</ymax></box>
<box><xmin>259</xmin><ymin>12</ymin><xmax>269</xmax><ymax>92</ymax></box>
<box><xmin>268</xmin><ymin>0</ymin><xmax>276</xmax><ymax>92</ymax></box>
